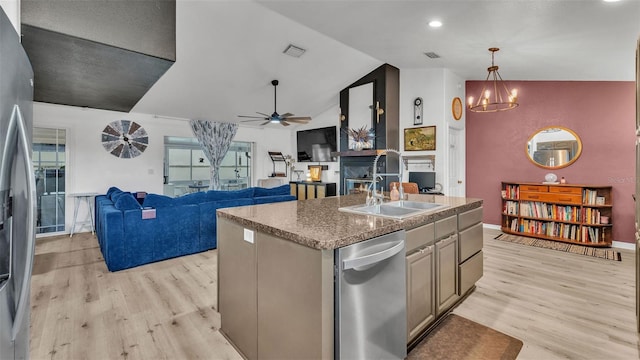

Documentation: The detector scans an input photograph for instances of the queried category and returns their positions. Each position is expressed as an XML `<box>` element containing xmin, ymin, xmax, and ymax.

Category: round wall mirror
<box><xmin>526</xmin><ymin>126</ymin><xmax>582</xmax><ymax>169</ymax></box>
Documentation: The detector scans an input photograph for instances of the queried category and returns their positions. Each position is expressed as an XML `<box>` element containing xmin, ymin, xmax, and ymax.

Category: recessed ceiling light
<box><xmin>603</xmin><ymin>0</ymin><xmax>621</xmax><ymax>2</ymax></box>
<box><xmin>428</xmin><ymin>20</ymin><xmax>442</xmax><ymax>28</ymax></box>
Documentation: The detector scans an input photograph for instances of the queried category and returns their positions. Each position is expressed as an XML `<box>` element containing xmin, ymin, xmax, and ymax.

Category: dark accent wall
<box><xmin>21</xmin><ymin>0</ymin><xmax>176</xmax><ymax>112</ymax></box>
<box><xmin>338</xmin><ymin>64</ymin><xmax>400</xmax><ymax>194</ymax></box>
<box><xmin>466</xmin><ymin>81</ymin><xmax>635</xmax><ymax>243</ymax></box>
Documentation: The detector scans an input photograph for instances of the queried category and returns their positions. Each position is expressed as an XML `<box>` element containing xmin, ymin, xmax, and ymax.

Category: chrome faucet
<box><xmin>367</xmin><ymin>149</ymin><xmax>404</xmax><ymax>206</ymax></box>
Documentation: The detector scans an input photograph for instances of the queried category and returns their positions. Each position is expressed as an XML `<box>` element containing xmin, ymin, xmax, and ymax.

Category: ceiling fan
<box><xmin>238</xmin><ymin>80</ymin><xmax>312</xmax><ymax>126</ymax></box>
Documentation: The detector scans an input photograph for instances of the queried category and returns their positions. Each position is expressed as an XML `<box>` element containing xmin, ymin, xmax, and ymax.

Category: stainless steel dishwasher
<box><xmin>335</xmin><ymin>230</ymin><xmax>407</xmax><ymax>360</ymax></box>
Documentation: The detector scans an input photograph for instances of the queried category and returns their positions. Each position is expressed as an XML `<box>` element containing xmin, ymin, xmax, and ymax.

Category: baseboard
<box><xmin>483</xmin><ymin>223</ymin><xmax>635</xmax><ymax>250</ymax></box>
<box><xmin>483</xmin><ymin>223</ymin><xmax>501</xmax><ymax>231</ymax></box>
<box><xmin>612</xmin><ymin>241</ymin><xmax>635</xmax><ymax>250</ymax></box>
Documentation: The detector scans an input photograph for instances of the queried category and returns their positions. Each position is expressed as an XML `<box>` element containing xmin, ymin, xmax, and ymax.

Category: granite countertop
<box><xmin>217</xmin><ymin>194</ymin><xmax>483</xmax><ymax>250</ymax></box>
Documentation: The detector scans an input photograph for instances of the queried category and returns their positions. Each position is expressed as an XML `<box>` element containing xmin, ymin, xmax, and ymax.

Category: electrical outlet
<box><xmin>244</xmin><ymin>228</ymin><xmax>254</xmax><ymax>244</ymax></box>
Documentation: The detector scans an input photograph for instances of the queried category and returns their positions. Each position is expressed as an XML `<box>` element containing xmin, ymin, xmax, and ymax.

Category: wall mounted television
<box><xmin>296</xmin><ymin>126</ymin><xmax>337</xmax><ymax>162</ymax></box>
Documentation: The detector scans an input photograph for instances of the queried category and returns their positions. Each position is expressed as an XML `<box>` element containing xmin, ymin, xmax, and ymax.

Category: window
<box><xmin>33</xmin><ymin>128</ymin><xmax>66</xmax><ymax>234</ymax></box>
<box><xmin>164</xmin><ymin>137</ymin><xmax>253</xmax><ymax>195</ymax></box>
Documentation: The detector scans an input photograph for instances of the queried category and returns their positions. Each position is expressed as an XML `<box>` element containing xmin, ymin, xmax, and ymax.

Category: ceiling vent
<box><xmin>283</xmin><ymin>44</ymin><xmax>306</xmax><ymax>58</ymax></box>
<box><xmin>424</xmin><ymin>52</ymin><xmax>441</xmax><ymax>59</ymax></box>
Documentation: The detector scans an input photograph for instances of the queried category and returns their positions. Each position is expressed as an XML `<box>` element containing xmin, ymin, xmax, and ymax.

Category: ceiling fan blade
<box><xmin>256</xmin><ymin>111</ymin><xmax>270</xmax><ymax>117</ymax></box>
<box><xmin>261</xmin><ymin>120</ymin><xmax>271</xmax><ymax>126</ymax></box>
<box><xmin>280</xmin><ymin>112</ymin><xmax>294</xmax><ymax>118</ymax></box>
<box><xmin>280</xmin><ymin>121</ymin><xmax>291</xmax><ymax>126</ymax></box>
<box><xmin>284</xmin><ymin>117</ymin><xmax>312</xmax><ymax>123</ymax></box>
<box><xmin>238</xmin><ymin>115</ymin><xmax>268</xmax><ymax>119</ymax></box>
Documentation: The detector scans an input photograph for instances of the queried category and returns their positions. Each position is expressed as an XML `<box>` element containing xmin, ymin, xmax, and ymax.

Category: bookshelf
<box><xmin>501</xmin><ymin>182</ymin><xmax>613</xmax><ymax>247</ymax></box>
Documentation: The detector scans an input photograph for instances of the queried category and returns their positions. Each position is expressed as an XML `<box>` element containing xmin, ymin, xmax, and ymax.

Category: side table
<box><xmin>69</xmin><ymin>192</ymin><xmax>99</xmax><ymax>237</ymax></box>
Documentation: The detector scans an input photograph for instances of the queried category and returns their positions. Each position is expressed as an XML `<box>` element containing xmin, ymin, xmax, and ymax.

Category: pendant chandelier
<box><xmin>468</xmin><ymin>48</ymin><xmax>518</xmax><ymax>112</ymax></box>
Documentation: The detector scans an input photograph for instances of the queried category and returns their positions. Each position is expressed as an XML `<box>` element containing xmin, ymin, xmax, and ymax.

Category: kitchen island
<box><xmin>216</xmin><ymin>193</ymin><xmax>483</xmax><ymax>359</ymax></box>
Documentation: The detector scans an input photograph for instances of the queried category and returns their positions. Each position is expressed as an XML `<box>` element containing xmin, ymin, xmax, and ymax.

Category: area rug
<box><xmin>494</xmin><ymin>233</ymin><xmax>621</xmax><ymax>261</ymax></box>
<box><xmin>408</xmin><ymin>314</ymin><xmax>523</xmax><ymax>360</ymax></box>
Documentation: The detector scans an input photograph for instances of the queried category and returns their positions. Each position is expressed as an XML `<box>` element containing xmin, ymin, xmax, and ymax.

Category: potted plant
<box><xmin>346</xmin><ymin>126</ymin><xmax>375</xmax><ymax>151</ymax></box>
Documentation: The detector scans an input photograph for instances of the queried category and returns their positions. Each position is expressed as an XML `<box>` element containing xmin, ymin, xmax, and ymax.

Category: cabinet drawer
<box><xmin>520</xmin><ymin>192</ymin><xmax>581</xmax><ymax>204</ymax></box>
<box><xmin>459</xmin><ymin>250</ymin><xmax>483</xmax><ymax>295</ymax></box>
<box><xmin>458</xmin><ymin>207</ymin><xmax>483</xmax><ymax>231</ymax></box>
<box><xmin>520</xmin><ymin>185</ymin><xmax>548</xmax><ymax>192</ymax></box>
<box><xmin>459</xmin><ymin>223</ymin><xmax>483</xmax><ymax>262</ymax></box>
<box><xmin>406</xmin><ymin>223</ymin><xmax>435</xmax><ymax>254</ymax></box>
<box><xmin>548</xmin><ymin>186</ymin><xmax>582</xmax><ymax>195</ymax></box>
<box><xmin>435</xmin><ymin>215</ymin><xmax>457</xmax><ymax>239</ymax></box>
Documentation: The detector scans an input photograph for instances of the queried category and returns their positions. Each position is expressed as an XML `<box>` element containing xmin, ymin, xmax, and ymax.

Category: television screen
<box><xmin>296</xmin><ymin>126</ymin><xmax>337</xmax><ymax>162</ymax></box>
<box><xmin>409</xmin><ymin>171</ymin><xmax>436</xmax><ymax>191</ymax></box>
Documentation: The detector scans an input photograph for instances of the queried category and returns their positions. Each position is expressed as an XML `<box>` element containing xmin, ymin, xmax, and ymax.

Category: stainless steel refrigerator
<box><xmin>0</xmin><ymin>6</ymin><xmax>36</xmax><ymax>360</ymax></box>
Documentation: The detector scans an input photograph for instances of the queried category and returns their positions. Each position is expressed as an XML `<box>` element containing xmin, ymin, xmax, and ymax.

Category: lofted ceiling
<box><xmin>132</xmin><ymin>0</ymin><xmax>640</xmax><ymax>125</ymax></box>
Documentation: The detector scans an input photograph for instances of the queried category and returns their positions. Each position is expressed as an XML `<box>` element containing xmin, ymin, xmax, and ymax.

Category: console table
<box><xmin>289</xmin><ymin>181</ymin><xmax>336</xmax><ymax>200</ymax></box>
<box><xmin>69</xmin><ymin>192</ymin><xmax>99</xmax><ymax>237</ymax></box>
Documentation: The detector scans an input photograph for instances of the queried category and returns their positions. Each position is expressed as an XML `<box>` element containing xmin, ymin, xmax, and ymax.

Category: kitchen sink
<box><xmin>384</xmin><ymin>200</ymin><xmax>448</xmax><ymax>211</ymax></box>
<box><xmin>339</xmin><ymin>201</ymin><xmax>448</xmax><ymax>220</ymax></box>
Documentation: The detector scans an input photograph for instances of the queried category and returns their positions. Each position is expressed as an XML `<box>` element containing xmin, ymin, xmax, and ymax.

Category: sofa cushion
<box><xmin>114</xmin><ymin>193</ymin><xmax>142</xmax><ymax>210</ymax></box>
<box><xmin>142</xmin><ymin>193</ymin><xmax>176</xmax><ymax>208</ymax></box>
<box><xmin>253</xmin><ymin>195</ymin><xmax>296</xmax><ymax>205</ymax></box>
<box><xmin>206</xmin><ymin>188</ymin><xmax>254</xmax><ymax>201</ymax></box>
<box><xmin>174</xmin><ymin>191</ymin><xmax>208</xmax><ymax>205</ymax></box>
<box><xmin>254</xmin><ymin>184</ymin><xmax>290</xmax><ymax>197</ymax></box>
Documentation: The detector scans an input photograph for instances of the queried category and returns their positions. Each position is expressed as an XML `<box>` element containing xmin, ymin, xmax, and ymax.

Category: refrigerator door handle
<box><xmin>10</xmin><ymin>105</ymin><xmax>36</xmax><ymax>341</ymax></box>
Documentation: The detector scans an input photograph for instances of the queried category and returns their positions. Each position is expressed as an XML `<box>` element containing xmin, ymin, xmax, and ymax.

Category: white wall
<box><xmin>399</xmin><ymin>68</ymin><xmax>466</xmax><ymax>194</ymax></box>
<box><xmin>288</xmin><ymin>104</ymin><xmax>342</xmax><ymax>185</ymax></box>
<box><xmin>0</xmin><ymin>0</ymin><xmax>20</xmax><ymax>33</ymax></box>
<box><xmin>34</xmin><ymin>102</ymin><xmax>293</xmax><ymax>234</ymax></box>
<box><xmin>399</xmin><ymin>69</ymin><xmax>446</xmax><ymax>183</ymax></box>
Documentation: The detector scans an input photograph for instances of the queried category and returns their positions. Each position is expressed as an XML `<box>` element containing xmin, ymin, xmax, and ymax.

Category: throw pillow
<box><xmin>109</xmin><ymin>189</ymin><xmax>124</xmax><ymax>201</ymax></box>
<box><xmin>114</xmin><ymin>193</ymin><xmax>142</xmax><ymax>210</ymax></box>
<box><xmin>106</xmin><ymin>186</ymin><xmax>121</xmax><ymax>198</ymax></box>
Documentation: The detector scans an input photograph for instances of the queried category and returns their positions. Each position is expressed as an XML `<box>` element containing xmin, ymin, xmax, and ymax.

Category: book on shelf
<box><xmin>582</xmin><ymin>189</ymin><xmax>600</xmax><ymax>205</ymax></box>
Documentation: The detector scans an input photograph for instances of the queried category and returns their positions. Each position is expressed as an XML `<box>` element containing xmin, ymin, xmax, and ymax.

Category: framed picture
<box><xmin>404</xmin><ymin>126</ymin><xmax>436</xmax><ymax>151</ymax></box>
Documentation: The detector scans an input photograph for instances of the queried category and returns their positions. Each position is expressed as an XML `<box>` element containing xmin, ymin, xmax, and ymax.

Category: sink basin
<box><xmin>384</xmin><ymin>200</ymin><xmax>448</xmax><ymax>211</ymax></box>
<box><xmin>339</xmin><ymin>201</ymin><xmax>448</xmax><ymax>220</ymax></box>
<box><xmin>339</xmin><ymin>204</ymin><xmax>423</xmax><ymax>219</ymax></box>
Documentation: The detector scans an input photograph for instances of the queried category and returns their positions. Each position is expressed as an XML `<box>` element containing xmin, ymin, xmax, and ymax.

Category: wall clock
<box><xmin>452</xmin><ymin>97</ymin><xmax>463</xmax><ymax>120</ymax></box>
<box><xmin>413</xmin><ymin>97</ymin><xmax>423</xmax><ymax>125</ymax></box>
<box><xmin>101</xmin><ymin>120</ymin><xmax>148</xmax><ymax>158</ymax></box>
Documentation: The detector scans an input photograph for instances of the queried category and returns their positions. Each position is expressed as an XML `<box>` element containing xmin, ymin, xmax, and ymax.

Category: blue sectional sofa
<box><xmin>95</xmin><ymin>185</ymin><xmax>295</xmax><ymax>271</ymax></box>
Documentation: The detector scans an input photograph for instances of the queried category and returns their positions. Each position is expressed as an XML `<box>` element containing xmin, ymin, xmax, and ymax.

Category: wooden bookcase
<box><xmin>501</xmin><ymin>182</ymin><xmax>613</xmax><ymax>247</ymax></box>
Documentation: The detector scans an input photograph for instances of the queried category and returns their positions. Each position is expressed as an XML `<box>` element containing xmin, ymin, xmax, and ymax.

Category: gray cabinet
<box><xmin>218</xmin><ymin>218</ymin><xmax>334</xmax><ymax>360</ymax></box>
<box><xmin>435</xmin><ymin>234</ymin><xmax>458</xmax><ymax>315</ymax></box>
<box><xmin>217</xmin><ymin>218</ymin><xmax>258</xmax><ymax>360</ymax></box>
<box><xmin>406</xmin><ymin>245</ymin><xmax>435</xmax><ymax>342</ymax></box>
<box><xmin>457</xmin><ymin>207</ymin><xmax>484</xmax><ymax>295</ymax></box>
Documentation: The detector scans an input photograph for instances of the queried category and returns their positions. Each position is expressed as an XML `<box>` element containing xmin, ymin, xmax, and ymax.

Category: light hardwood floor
<box><xmin>30</xmin><ymin>229</ymin><xmax>638</xmax><ymax>359</ymax></box>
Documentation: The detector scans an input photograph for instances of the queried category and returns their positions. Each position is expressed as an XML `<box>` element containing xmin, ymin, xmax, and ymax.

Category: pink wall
<box><xmin>466</xmin><ymin>81</ymin><xmax>635</xmax><ymax>244</ymax></box>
